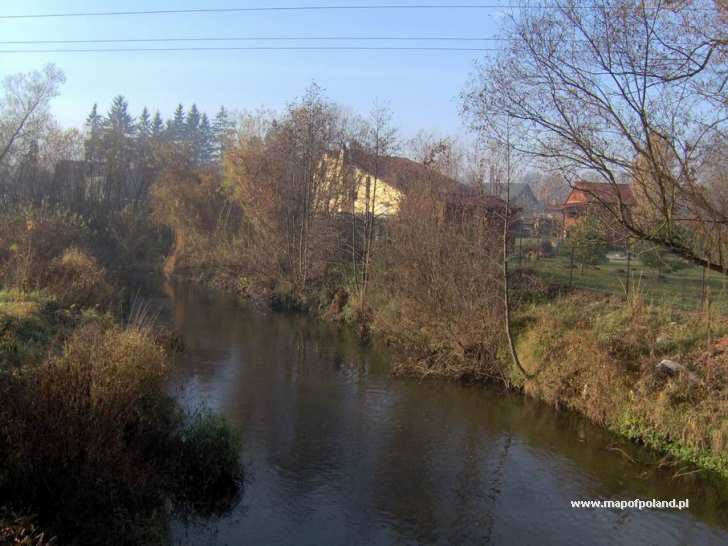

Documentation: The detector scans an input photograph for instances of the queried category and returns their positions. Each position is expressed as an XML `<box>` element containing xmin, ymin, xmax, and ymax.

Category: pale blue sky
<box><xmin>0</xmin><ymin>1</ymin><xmax>507</xmax><ymax>137</ymax></box>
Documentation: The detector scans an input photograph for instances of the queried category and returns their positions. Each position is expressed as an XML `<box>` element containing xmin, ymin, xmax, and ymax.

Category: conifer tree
<box><xmin>171</xmin><ymin>104</ymin><xmax>186</xmax><ymax>142</ymax></box>
<box><xmin>105</xmin><ymin>95</ymin><xmax>135</xmax><ymax>136</ymax></box>
<box><xmin>101</xmin><ymin>96</ymin><xmax>136</xmax><ymax>207</ymax></box>
<box><xmin>138</xmin><ymin>107</ymin><xmax>152</xmax><ymax>139</ymax></box>
<box><xmin>186</xmin><ymin>104</ymin><xmax>202</xmax><ymax>159</ymax></box>
<box><xmin>84</xmin><ymin>103</ymin><xmax>103</xmax><ymax>165</ymax></box>
<box><xmin>212</xmin><ymin>106</ymin><xmax>232</xmax><ymax>159</ymax></box>
<box><xmin>186</xmin><ymin>104</ymin><xmax>201</xmax><ymax>136</ymax></box>
<box><xmin>151</xmin><ymin>111</ymin><xmax>164</xmax><ymax>141</ymax></box>
<box><xmin>199</xmin><ymin>113</ymin><xmax>215</xmax><ymax>164</ymax></box>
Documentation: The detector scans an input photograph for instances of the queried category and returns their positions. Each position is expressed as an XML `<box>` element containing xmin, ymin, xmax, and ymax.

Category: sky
<box><xmin>0</xmin><ymin>1</ymin><xmax>509</xmax><ymax>139</ymax></box>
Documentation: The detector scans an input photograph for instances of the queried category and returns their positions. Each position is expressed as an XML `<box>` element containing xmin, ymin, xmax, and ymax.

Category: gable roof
<box><xmin>565</xmin><ymin>182</ymin><xmax>635</xmax><ymax>207</ymax></box>
<box><xmin>346</xmin><ymin>148</ymin><xmax>506</xmax><ymax>210</ymax></box>
<box><xmin>347</xmin><ymin>148</ymin><xmax>457</xmax><ymax>194</ymax></box>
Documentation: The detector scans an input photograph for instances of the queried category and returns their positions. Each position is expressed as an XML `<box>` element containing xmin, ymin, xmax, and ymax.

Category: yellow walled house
<box><xmin>323</xmin><ymin>148</ymin><xmax>470</xmax><ymax>218</ymax></box>
<box><xmin>323</xmin><ymin>149</ymin><xmax>404</xmax><ymax>217</ymax></box>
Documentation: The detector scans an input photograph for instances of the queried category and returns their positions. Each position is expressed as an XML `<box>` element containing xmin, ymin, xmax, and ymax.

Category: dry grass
<box><xmin>0</xmin><ymin>305</ymin><xmax>242</xmax><ymax>545</ymax></box>
<box><xmin>46</xmin><ymin>247</ymin><xmax>114</xmax><ymax>309</ymax></box>
<box><xmin>516</xmin><ymin>292</ymin><xmax>728</xmax><ymax>476</ymax></box>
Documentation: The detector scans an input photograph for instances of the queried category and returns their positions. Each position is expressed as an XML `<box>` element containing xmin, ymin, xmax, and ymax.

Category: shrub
<box><xmin>369</xmin><ymin>184</ymin><xmax>506</xmax><ymax>381</ymax></box>
<box><xmin>0</xmin><ymin>322</ymin><xmax>172</xmax><ymax>543</ymax></box>
<box><xmin>174</xmin><ymin>411</ymin><xmax>242</xmax><ymax>511</ymax></box>
<box><xmin>47</xmin><ymin>247</ymin><xmax>114</xmax><ymax>309</ymax></box>
<box><xmin>0</xmin><ymin>291</ymin><xmax>59</xmax><ymax>369</ymax></box>
<box><xmin>0</xmin><ymin>314</ymin><xmax>243</xmax><ymax>545</ymax></box>
<box><xmin>0</xmin><ymin>205</ymin><xmax>89</xmax><ymax>292</ymax></box>
<box><xmin>0</xmin><ymin>510</ymin><xmax>56</xmax><ymax>546</ymax></box>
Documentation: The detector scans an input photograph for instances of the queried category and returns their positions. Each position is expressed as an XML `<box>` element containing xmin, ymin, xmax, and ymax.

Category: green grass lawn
<box><xmin>522</xmin><ymin>255</ymin><xmax>728</xmax><ymax>314</ymax></box>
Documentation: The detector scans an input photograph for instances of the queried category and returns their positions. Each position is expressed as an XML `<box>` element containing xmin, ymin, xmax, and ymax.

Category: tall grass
<box><xmin>516</xmin><ymin>293</ymin><xmax>728</xmax><ymax>477</ymax></box>
<box><xmin>0</xmin><ymin>302</ymin><xmax>242</xmax><ymax>545</ymax></box>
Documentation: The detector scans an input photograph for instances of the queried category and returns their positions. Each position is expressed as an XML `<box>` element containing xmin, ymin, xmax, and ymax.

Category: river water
<box><xmin>163</xmin><ymin>283</ymin><xmax>728</xmax><ymax>546</ymax></box>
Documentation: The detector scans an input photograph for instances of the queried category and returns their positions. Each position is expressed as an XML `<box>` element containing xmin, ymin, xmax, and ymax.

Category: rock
<box><xmin>655</xmin><ymin>359</ymin><xmax>699</xmax><ymax>383</ymax></box>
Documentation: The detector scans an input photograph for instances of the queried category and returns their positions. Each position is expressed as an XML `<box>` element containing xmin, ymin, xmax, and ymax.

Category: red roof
<box><xmin>347</xmin><ymin>148</ymin><xmax>457</xmax><ymax>193</ymax></box>
<box><xmin>346</xmin><ymin>148</ymin><xmax>506</xmax><ymax>211</ymax></box>
<box><xmin>564</xmin><ymin>182</ymin><xmax>635</xmax><ymax>207</ymax></box>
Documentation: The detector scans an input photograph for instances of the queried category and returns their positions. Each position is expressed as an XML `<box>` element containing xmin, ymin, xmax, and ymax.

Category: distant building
<box><xmin>562</xmin><ymin>181</ymin><xmax>635</xmax><ymax>241</ymax></box>
<box><xmin>329</xmin><ymin>148</ymin><xmax>507</xmax><ymax>224</ymax></box>
<box><xmin>487</xmin><ymin>182</ymin><xmax>543</xmax><ymax>236</ymax></box>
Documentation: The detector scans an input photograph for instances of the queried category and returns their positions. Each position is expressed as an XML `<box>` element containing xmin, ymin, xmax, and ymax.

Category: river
<box><xmin>163</xmin><ymin>283</ymin><xmax>728</xmax><ymax>546</ymax></box>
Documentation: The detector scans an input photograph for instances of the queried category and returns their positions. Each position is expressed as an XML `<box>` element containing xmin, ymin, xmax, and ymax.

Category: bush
<box><xmin>0</xmin><ymin>510</ymin><xmax>56</xmax><ymax>546</ymax></box>
<box><xmin>174</xmin><ymin>411</ymin><xmax>242</xmax><ymax>511</ymax></box>
<box><xmin>47</xmin><ymin>247</ymin><xmax>114</xmax><ymax>309</ymax></box>
<box><xmin>0</xmin><ymin>322</ymin><xmax>171</xmax><ymax>544</ymax></box>
<box><xmin>0</xmin><ymin>205</ymin><xmax>89</xmax><ymax>292</ymax></box>
<box><xmin>369</xmin><ymin>185</ymin><xmax>506</xmax><ymax>381</ymax></box>
<box><xmin>0</xmin><ymin>291</ymin><xmax>60</xmax><ymax>369</ymax></box>
<box><xmin>0</xmin><ymin>318</ymin><xmax>242</xmax><ymax>545</ymax></box>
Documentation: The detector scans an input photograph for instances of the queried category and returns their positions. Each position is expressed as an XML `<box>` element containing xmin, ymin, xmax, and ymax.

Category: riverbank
<box><xmin>0</xmin><ymin>288</ymin><xmax>242</xmax><ymax>545</ymax></box>
<box><xmin>186</xmin><ymin>269</ymin><xmax>728</xmax><ymax>481</ymax></box>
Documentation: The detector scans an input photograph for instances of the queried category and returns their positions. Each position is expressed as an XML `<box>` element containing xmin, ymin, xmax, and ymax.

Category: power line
<box><xmin>0</xmin><ymin>3</ymin><xmax>711</xmax><ymax>19</ymax></box>
<box><xmin>0</xmin><ymin>46</ymin><xmax>501</xmax><ymax>53</ymax></box>
<box><xmin>0</xmin><ymin>36</ymin><xmax>506</xmax><ymax>45</ymax></box>
<box><xmin>0</xmin><ymin>5</ymin><xmax>524</xmax><ymax>19</ymax></box>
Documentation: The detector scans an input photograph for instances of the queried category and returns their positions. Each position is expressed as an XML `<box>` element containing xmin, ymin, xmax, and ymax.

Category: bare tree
<box><xmin>463</xmin><ymin>0</ymin><xmax>728</xmax><ymax>273</ymax></box>
<box><xmin>224</xmin><ymin>84</ymin><xmax>348</xmax><ymax>292</ymax></box>
<box><xmin>0</xmin><ymin>65</ymin><xmax>65</xmax><ymax>169</ymax></box>
<box><xmin>355</xmin><ymin>103</ymin><xmax>398</xmax><ymax>311</ymax></box>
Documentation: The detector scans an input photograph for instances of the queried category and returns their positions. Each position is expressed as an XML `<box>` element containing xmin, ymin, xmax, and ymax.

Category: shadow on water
<box><xmin>159</xmin><ymin>282</ymin><xmax>728</xmax><ymax>546</ymax></box>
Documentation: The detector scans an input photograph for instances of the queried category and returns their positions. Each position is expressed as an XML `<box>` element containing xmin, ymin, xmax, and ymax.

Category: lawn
<box><xmin>523</xmin><ymin>255</ymin><xmax>728</xmax><ymax>314</ymax></box>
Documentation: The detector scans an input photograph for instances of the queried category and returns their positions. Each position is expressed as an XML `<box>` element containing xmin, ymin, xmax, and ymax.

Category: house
<box><xmin>322</xmin><ymin>148</ymin><xmax>510</xmax><ymax>244</ymax></box>
<box><xmin>487</xmin><ymin>182</ymin><xmax>542</xmax><ymax>236</ymax></box>
<box><xmin>324</xmin><ymin>149</ymin><xmax>406</xmax><ymax>217</ymax></box>
<box><xmin>562</xmin><ymin>181</ymin><xmax>635</xmax><ymax>241</ymax></box>
<box><xmin>443</xmin><ymin>183</ymin><xmax>506</xmax><ymax>224</ymax></box>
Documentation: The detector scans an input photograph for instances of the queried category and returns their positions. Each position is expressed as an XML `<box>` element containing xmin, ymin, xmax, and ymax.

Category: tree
<box><xmin>354</xmin><ymin>102</ymin><xmax>398</xmax><ymax>310</ymax></box>
<box><xmin>99</xmin><ymin>96</ymin><xmax>137</xmax><ymax>208</ymax></box>
<box><xmin>84</xmin><ymin>103</ymin><xmax>102</xmax><ymax>165</ymax></box>
<box><xmin>565</xmin><ymin>216</ymin><xmax>609</xmax><ymax>272</ymax></box>
<box><xmin>223</xmin><ymin>84</ymin><xmax>347</xmax><ymax>291</ymax></box>
<box><xmin>151</xmin><ymin>111</ymin><xmax>164</xmax><ymax>141</ymax></box>
<box><xmin>213</xmin><ymin>106</ymin><xmax>233</xmax><ymax>159</ymax></box>
<box><xmin>105</xmin><ymin>96</ymin><xmax>135</xmax><ymax>136</ymax></box>
<box><xmin>198</xmin><ymin>113</ymin><xmax>215</xmax><ymax>165</ymax></box>
<box><xmin>0</xmin><ymin>64</ymin><xmax>65</xmax><ymax>168</ymax></box>
<box><xmin>137</xmin><ymin>107</ymin><xmax>152</xmax><ymax>139</ymax></box>
<box><xmin>462</xmin><ymin>0</ymin><xmax>728</xmax><ymax>274</ymax></box>
<box><xmin>186</xmin><ymin>104</ymin><xmax>202</xmax><ymax>162</ymax></box>
<box><xmin>171</xmin><ymin>104</ymin><xmax>186</xmax><ymax>143</ymax></box>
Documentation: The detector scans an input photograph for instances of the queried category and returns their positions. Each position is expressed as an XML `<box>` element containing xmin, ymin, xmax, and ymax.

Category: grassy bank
<box><xmin>0</xmin><ymin>289</ymin><xmax>242</xmax><ymax>545</ymax></box>
<box><xmin>514</xmin><ymin>292</ymin><xmax>728</xmax><ymax>478</ymax></box>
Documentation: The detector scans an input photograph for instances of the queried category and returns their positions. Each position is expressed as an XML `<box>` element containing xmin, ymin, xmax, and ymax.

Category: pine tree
<box><xmin>171</xmin><ymin>104</ymin><xmax>186</xmax><ymax>142</ymax></box>
<box><xmin>84</xmin><ymin>103</ymin><xmax>103</xmax><ymax>164</ymax></box>
<box><xmin>212</xmin><ymin>106</ymin><xmax>232</xmax><ymax>159</ymax></box>
<box><xmin>101</xmin><ymin>96</ymin><xmax>136</xmax><ymax>207</ymax></box>
<box><xmin>199</xmin><ymin>113</ymin><xmax>215</xmax><ymax>164</ymax></box>
<box><xmin>105</xmin><ymin>95</ymin><xmax>135</xmax><ymax>136</ymax></box>
<box><xmin>151</xmin><ymin>111</ymin><xmax>164</xmax><ymax>140</ymax></box>
<box><xmin>138</xmin><ymin>107</ymin><xmax>152</xmax><ymax>139</ymax></box>
<box><xmin>186</xmin><ymin>104</ymin><xmax>201</xmax><ymax>136</ymax></box>
<box><xmin>186</xmin><ymin>104</ymin><xmax>202</xmax><ymax>160</ymax></box>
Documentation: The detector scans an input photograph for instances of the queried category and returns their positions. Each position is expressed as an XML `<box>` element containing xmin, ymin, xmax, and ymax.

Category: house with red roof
<box><xmin>562</xmin><ymin>182</ymin><xmax>635</xmax><ymax>240</ymax></box>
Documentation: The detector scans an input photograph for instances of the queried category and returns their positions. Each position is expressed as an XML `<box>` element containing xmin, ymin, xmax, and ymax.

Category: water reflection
<box><xmin>163</xmin><ymin>283</ymin><xmax>728</xmax><ymax>546</ymax></box>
